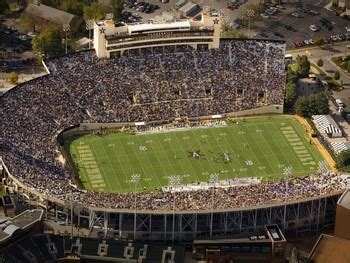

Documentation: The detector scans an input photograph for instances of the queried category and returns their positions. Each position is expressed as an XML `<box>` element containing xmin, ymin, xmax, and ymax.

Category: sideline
<box><xmin>294</xmin><ymin>115</ymin><xmax>336</xmax><ymax>171</ymax></box>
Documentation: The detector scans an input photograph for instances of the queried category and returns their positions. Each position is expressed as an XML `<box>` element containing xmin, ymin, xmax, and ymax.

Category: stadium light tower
<box><xmin>131</xmin><ymin>173</ymin><xmax>140</xmax><ymax>241</ymax></box>
<box><xmin>168</xmin><ymin>175</ymin><xmax>182</xmax><ymax>244</ymax></box>
<box><xmin>63</xmin><ymin>24</ymin><xmax>70</xmax><ymax>55</ymax></box>
<box><xmin>209</xmin><ymin>173</ymin><xmax>219</xmax><ymax>237</ymax></box>
<box><xmin>283</xmin><ymin>166</ymin><xmax>293</xmax><ymax>201</ymax></box>
<box><xmin>246</xmin><ymin>9</ymin><xmax>255</xmax><ymax>39</ymax></box>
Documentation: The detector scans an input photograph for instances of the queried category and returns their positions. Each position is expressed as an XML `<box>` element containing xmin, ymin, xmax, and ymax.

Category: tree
<box><xmin>61</xmin><ymin>0</ymin><xmax>85</xmax><ymax>17</ymax></box>
<box><xmin>334</xmin><ymin>70</ymin><xmax>340</xmax><ymax>80</ymax></box>
<box><xmin>111</xmin><ymin>0</ymin><xmax>123</xmax><ymax>22</ymax></box>
<box><xmin>20</xmin><ymin>12</ymin><xmax>42</xmax><ymax>32</ymax></box>
<box><xmin>336</xmin><ymin>149</ymin><xmax>350</xmax><ymax>171</ymax></box>
<box><xmin>0</xmin><ymin>0</ymin><xmax>8</xmax><ymax>14</ymax></box>
<box><xmin>284</xmin><ymin>81</ymin><xmax>298</xmax><ymax>110</ymax></box>
<box><xmin>294</xmin><ymin>92</ymin><xmax>329</xmax><ymax>117</ymax></box>
<box><xmin>317</xmin><ymin>58</ymin><xmax>324</xmax><ymax>67</ymax></box>
<box><xmin>8</xmin><ymin>72</ymin><xmax>18</xmax><ymax>84</ymax></box>
<box><xmin>32</xmin><ymin>26</ymin><xmax>63</xmax><ymax>58</ymax></box>
<box><xmin>83</xmin><ymin>2</ymin><xmax>110</xmax><ymax>20</ymax></box>
<box><xmin>295</xmin><ymin>55</ymin><xmax>310</xmax><ymax>77</ymax></box>
<box><xmin>314</xmin><ymin>36</ymin><xmax>325</xmax><ymax>48</ymax></box>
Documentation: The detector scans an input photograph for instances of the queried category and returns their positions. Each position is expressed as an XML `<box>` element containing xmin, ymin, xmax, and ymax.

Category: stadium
<box><xmin>0</xmin><ymin>13</ymin><xmax>346</xmax><ymax>243</ymax></box>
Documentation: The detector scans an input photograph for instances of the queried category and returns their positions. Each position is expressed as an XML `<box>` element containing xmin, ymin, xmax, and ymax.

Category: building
<box><xmin>298</xmin><ymin>74</ymin><xmax>322</xmax><ymax>96</ymax></box>
<box><xmin>332</xmin><ymin>0</ymin><xmax>350</xmax><ymax>15</ymax></box>
<box><xmin>94</xmin><ymin>12</ymin><xmax>221</xmax><ymax>58</ymax></box>
<box><xmin>307</xmin><ymin>189</ymin><xmax>350</xmax><ymax>263</ymax></box>
<box><xmin>178</xmin><ymin>1</ymin><xmax>200</xmax><ymax>17</ymax></box>
<box><xmin>308</xmin><ymin>234</ymin><xmax>350</xmax><ymax>263</ymax></box>
<box><xmin>192</xmin><ymin>225</ymin><xmax>287</xmax><ymax>263</ymax></box>
<box><xmin>25</xmin><ymin>1</ymin><xmax>84</xmax><ymax>34</ymax></box>
<box><xmin>335</xmin><ymin>189</ymin><xmax>350</xmax><ymax>239</ymax></box>
<box><xmin>0</xmin><ymin>209</ymin><xmax>44</xmax><ymax>245</ymax></box>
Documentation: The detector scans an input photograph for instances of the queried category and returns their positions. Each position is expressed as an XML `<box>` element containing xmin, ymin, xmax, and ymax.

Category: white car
<box><xmin>260</xmin><ymin>13</ymin><xmax>270</xmax><ymax>19</ymax></box>
<box><xmin>308</xmin><ymin>39</ymin><xmax>315</xmax><ymax>45</ymax></box>
<box><xmin>309</xmin><ymin>25</ymin><xmax>319</xmax><ymax>32</ymax></box>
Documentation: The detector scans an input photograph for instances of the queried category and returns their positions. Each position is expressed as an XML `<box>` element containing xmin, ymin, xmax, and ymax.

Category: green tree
<box><xmin>83</xmin><ymin>2</ymin><xmax>110</xmax><ymax>20</ymax></box>
<box><xmin>334</xmin><ymin>70</ymin><xmax>340</xmax><ymax>80</ymax></box>
<box><xmin>111</xmin><ymin>0</ymin><xmax>123</xmax><ymax>22</ymax></box>
<box><xmin>295</xmin><ymin>55</ymin><xmax>310</xmax><ymax>77</ymax></box>
<box><xmin>20</xmin><ymin>12</ymin><xmax>41</xmax><ymax>32</ymax></box>
<box><xmin>317</xmin><ymin>58</ymin><xmax>323</xmax><ymax>67</ymax></box>
<box><xmin>61</xmin><ymin>0</ymin><xmax>85</xmax><ymax>17</ymax></box>
<box><xmin>8</xmin><ymin>72</ymin><xmax>18</xmax><ymax>84</ymax></box>
<box><xmin>314</xmin><ymin>36</ymin><xmax>325</xmax><ymax>48</ymax></box>
<box><xmin>294</xmin><ymin>92</ymin><xmax>329</xmax><ymax>117</ymax></box>
<box><xmin>0</xmin><ymin>0</ymin><xmax>8</xmax><ymax>14</ymax></box>
<box><xmin>294</xmin><ymin>96</ymin><xmax>310</xmax><ymax>116</ymax></box>
<box><xmin>32</xmin><ymin>26</ymin><xmax>63</xmax><ymax>58</ymax></box>
<box><xmin>284</xmin><ymin>81</ymin><xmax>298</xmax><ymax>110</ymax></box>
<box><xmin>336</xmin><ymin>149</ymin><xmax>350</xmax><ymax>171</ymax></box>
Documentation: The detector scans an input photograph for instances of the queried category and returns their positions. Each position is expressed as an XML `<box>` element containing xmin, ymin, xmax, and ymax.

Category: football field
<box><xmin>68</xmin><ymin>116</ymin><xmax>326</xmax><ymax>193</ymax></box>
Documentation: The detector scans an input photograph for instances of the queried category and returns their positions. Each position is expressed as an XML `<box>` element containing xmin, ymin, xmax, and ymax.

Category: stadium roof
<box><xmin>338</xmin><ymin>189</ymin><xmax>350</xmax><ymax>209</ymax></box>
<box><xmin>128</xmin><ymin>21</ymin><xmax>191</xmax><ymax>34</ymax></box>
<box><xmin>0</xmin><ymin>209</ymin><xmax>44</xmax><ymax>244</ymax></box>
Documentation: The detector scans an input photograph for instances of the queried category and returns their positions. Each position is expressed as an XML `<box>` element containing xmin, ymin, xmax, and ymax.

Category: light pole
<box><xmin>168</xmin><ymin>175</ymin><xmax>182</xmax><ymax>244</ymax></box>
<box><xmin>283</xmin><ymin>166</ymin><xmax>293</xmax><ymax>202</ymax></box>
<box><xmin>246</xmin><ymin>9</ymin><xmax>255</xmax><ymax>39</ymax></box>
<box><xmin>131</xmin><ymin>173</ymin><xmax>140</xmax><ymax>241</ymax></box>
<box><xmin>63</xmin><ymin>24</ymin><xmax>70</xmax><ymax>55</ymax></box>
<box><xmin>85</xmin><ymin>20</ymin><xmax>94</xmax><ymax>50</ymax></box>
<box><xmin>209</xmin><ymin>173</ymin><xmax>219</xmax><ymax>237</ymax></box>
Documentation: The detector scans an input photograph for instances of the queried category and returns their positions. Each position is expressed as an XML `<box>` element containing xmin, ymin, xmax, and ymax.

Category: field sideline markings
<box><xmin>290</xmin><ymin>119</ymin><xmax>324</xmax><ymax>169</ymax></box>
<box><xmin>273</xmin><ymin>121</ymin><xmax>310</xmax><ymax>173</ymax></box>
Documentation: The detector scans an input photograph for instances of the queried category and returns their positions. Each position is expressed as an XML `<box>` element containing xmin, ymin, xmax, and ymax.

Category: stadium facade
<box><xmin>94</xmin><ymin>11</ymin><xmax>221</xmax><ymax>58</ymax></box>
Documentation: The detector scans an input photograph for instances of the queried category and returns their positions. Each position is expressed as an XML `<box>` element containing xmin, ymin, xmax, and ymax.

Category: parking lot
<box><xmin>251</xmin><ymin>2</ymin><xmax>349</xmax><ymax>48</ymax></box>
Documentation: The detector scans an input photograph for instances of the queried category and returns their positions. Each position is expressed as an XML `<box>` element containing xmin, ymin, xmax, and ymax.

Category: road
<box><xmin>288</xmin><ymin>42</ymin><xmax>350</xmax><ymax>89</ymax></box>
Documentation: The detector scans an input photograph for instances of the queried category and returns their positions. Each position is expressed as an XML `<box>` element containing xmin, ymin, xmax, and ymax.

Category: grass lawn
<box><xmin>68</xmin><ymin>116</ymin><xmax>325</xmax><ymax>193</ymax></box>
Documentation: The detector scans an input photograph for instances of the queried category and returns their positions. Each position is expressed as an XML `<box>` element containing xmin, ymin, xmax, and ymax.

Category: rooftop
<box><xmin>127</xmin><ymin>21</ymin><xmax>191</xmax><ymax>34</ymax></box>
<box><xmin>338</xmin><ymin>189</ymin><xmax>350</xmax><ymax>209</ymax></box>
<box><xmin>0</xmin><ymin>209</ymin><xmax>44</xmax><ymax>243</ymax></box>
<box><xmin>309</xmin><ymin>234</ymin><xmax>350</xmax><ymax>263</ymax></box>
<box><xmin>26</xmin><ymin>3</ymin><xmax>76</xmax><ymax>25</ymax></box>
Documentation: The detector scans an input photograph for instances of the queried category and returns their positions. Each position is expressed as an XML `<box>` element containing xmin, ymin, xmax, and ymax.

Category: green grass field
<box><xmin>68</xmin><ymin>116</ymin><xmax>325</xmax><ymax>193</ymax></box>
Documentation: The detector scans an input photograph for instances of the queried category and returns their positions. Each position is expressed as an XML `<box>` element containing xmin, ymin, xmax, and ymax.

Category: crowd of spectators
<box><xmin>0</xmin><ymin>39</ymin><xmax>341</xmax><ymax>212</ymax></box>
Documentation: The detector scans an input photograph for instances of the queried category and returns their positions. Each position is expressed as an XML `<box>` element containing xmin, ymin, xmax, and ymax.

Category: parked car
<box><xmin>309</xmin><ymin>24</ymin><xmax>320</xmax><ymax>32</ymax></box>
